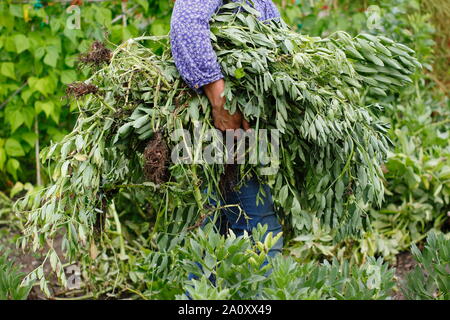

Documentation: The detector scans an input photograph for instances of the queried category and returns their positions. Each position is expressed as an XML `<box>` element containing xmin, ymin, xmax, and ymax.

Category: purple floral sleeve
<box><xmin>170</xmin><ymin>0</ymin><xmax>280</xmax><ymax>92</ymax></box>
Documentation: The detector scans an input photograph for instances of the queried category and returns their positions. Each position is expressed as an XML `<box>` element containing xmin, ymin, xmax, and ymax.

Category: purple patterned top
<box><xmin>170</xmin><ymin>0</ymin><xmax>280</xmax><ymax>91</ymax></box>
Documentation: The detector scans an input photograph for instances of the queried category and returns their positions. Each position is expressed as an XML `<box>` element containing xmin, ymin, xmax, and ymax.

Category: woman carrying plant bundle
<box><xmin>170</xmin><ymin>0</ymin><xmax>284</xmax><ymax>267</ymax></box>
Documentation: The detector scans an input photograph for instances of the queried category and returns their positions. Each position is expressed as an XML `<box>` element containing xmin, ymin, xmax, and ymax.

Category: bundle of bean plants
<box><xmin>15</xmin><ymin>2</ymin><xmax>420</xmax><ymax>287</ymax></box>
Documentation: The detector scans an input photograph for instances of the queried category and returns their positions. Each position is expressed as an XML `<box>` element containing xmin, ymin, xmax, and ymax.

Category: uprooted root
<box><xmin>219</xmin><ymin>164</ymin><xmax>239</xmax><ymax>198</ymax></box>
<box><xmin>66</xmin><ymin>82</ymin><xmax>98</xmax><ymax>98</ymax></box>
<box><xmin>143</xmin><ymin>132</ymin><xmax>169</xmax><ymax>184</ymax></box>
<box><xmin>79</xmin><ymin>41</ymin><xmax>112</xmax><ymax>66</ymax></box>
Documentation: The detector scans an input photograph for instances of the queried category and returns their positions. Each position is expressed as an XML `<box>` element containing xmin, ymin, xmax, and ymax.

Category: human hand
<box><xmin>203</xmin><ymin>79</ymin><xmax>250</xmax><ymax>131</ymax></box>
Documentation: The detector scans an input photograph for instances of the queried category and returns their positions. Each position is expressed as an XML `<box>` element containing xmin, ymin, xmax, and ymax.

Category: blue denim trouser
<box><xmin>187</xmin><ymin>177</ymin><xmax>283</xmax><ymax>283</ymax></box>
<box><xmin>212</xmin><ymin>177</ymin><xmax>283</xmax><ymax>257</ymax></box>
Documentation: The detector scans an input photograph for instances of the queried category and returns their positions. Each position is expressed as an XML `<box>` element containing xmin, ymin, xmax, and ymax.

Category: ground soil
<box><xmin>393</xmin><ymin>251</ymin><xmax>417</xmax><ymax>300</ymax></box>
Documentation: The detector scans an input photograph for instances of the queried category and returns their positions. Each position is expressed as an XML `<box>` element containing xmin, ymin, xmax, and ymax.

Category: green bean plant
<box><xmin>402</xmin><ymin>231</ymin><xmax>450</xmax><ymax>300</ymax></box>
<box><xmin>0</xmin><ymin>248</ymin><xmax>32</xmax><ymax>300</ymax></box>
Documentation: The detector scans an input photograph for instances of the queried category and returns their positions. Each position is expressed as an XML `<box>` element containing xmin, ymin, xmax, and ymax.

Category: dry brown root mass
<box><xmin>65</xmin><ymin>82</ymin><xmax>98</xmax><ymax>98</ymax></box>
<box><xmin>79</xmin><ymin>41</ymin><xmax>112</xmax><ymax>66</ymax></box>
<box><xmin>143</xmin><ymin>132</ymin><xmax>169</xmax><ymax>184</ymax></box>
<box><xmin>219</xmin><ymin>163</ymin><xmax>239</xmax><ymax>198</ymax></box>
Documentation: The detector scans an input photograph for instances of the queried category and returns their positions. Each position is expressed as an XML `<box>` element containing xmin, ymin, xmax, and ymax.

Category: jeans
<box><xmin>212</xmin><ymin>176</ymin><xmax>283</xmax><ymax>257</ymax></box>
<box><xmin>187</xmin><ymin>176</ymin><xmax>283</xmax><ymax>284</ymax></box>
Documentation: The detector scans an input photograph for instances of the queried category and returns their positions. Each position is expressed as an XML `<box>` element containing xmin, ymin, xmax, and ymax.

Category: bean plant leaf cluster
<box><xmin>16</xmin><ymin>3</ymin><xmax>420</xmax><ymax>285</ymax></box>
<box><xmin>402</xmin><ymin>231</ymin><xmax>450</xmax><ymax>300</ymax></box>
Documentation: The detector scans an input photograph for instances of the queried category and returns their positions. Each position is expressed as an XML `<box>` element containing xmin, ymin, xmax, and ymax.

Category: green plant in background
<box><xmin>265</xmin><ymin>256</ymin><xmax>395</xmax><ymax>300</ymax></box>
<box><xmin>0</xmin><ymin>0</ymin><xmax>173</xmax><ymax>187</ymax></box>
<box><xmin>284</xmin><ymin>0</ymin><xmax>449</xmax><ymax>264</ymax></box>
<box><xmin>368</xmin><ymin>0</ymin><xmax>449</xmax><ymax>258</ymax></box>
<box><xmin>0</xmin><ymin>249</ymin><xmax>32</xmax><ymax>300</ymax></box>
<box><xmin>402</xmin><ymin>232</ymin><xmax>450</xmax><ymax>300</ymax></box>
<box><xmin>0</xmin><ymin>191</ymin><xmax>21</xmax><ymax>242</ymax></box>
<box><xmin>0</xmin><ymin>191</ymin><xmax>13</xmax><ymax>223</ymax></box>
<box><xmin>417</xmin><ymin>0</ymin><xmax>450</xmax><ymax>86</ymax></box>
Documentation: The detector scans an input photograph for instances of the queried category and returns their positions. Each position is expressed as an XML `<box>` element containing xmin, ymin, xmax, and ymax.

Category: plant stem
<box><xmin>111</xmin><ymin>201</ymin><xmax>127</xmax><ymax>259</ymax></box>
<box><xmin>35</xmin><ymin>115</ymin><xmax>42</xmax><ymax>186</ymax></box>
<box><xmin>0</xmin><ymin>82</ymin><xmax>27</xmax><ymax>110</ymax></box>
<box><xmin>191</xmin><ymin>164</ymin><xmax>204</xmax><ymax>212</ymax></box>
<box><xmin>121</xmin><ymin>0</ymin><xmax>127</xmax><ymax>27</ymax></box>
<box><xmin>413</xmin><ymin>118</ymin><xmax>450</xmax><ymax>135</ymax></box>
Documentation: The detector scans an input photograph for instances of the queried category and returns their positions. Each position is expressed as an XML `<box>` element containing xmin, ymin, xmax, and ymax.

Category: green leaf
<box><xmin>5</xmin><ymin>138</ymin><xmax>25</xmax><ymax>157</ymax></box>
<box><xmin>13</xmin><ymin>34</ymin><xmax>30</xmax><ymax>54</ymax></box>
<box><xmin>291</xmin><ymin>197</ymin><xmax>301</xmax><ymax>215</ymax></box>
<box><xmin>50</xmin><ymin>18</ymin><xmax>62</xmax><ymax>34</ymax></box>
<box><xmin>279</xmin><ymin>184</ymin><xmax>289</xmax><ymax>206</ymax></box>
<box><xmin>284</xmin><ymin>39</ymin><xmax>294</xmax><ymax>53</ymax></box>
<box><xmin>335</xmin><ymin>180</ymin><xmax>345</xmax><ymax>199</ymax></box>
<box><xmin>0</xmin><ymin>148</ymin><xmax>6</xmax><ymax>171</ymax></box>
<box><xmin>9</xmin><ymin>182</ymin><xmax>24</xmax><ymax>198</ymax></box>
<box><xmin>136</xmin><ymin>0</ymin><xmax>149</xmax><ymax>12</ymax></box>
<box><xmin>60</xmin><ymin>70</ymin><xmax>77</xmax><ymax>84</ymax></box>
<box><xmin>75</xmin><ymin>135</ymin><xmax>85</xmax><ymax>152</ymax></box>
<box><xmin>34</xmin><ymin>47</ymin><xmax>46</xmax><ymax>61</ymax></box>
<box><xmin>95</xmin><ymin>7</ymin><xmax>112</xmax><ymax>28</ymax></box>
<box><xmin>234</xmin><ymin>68</ymin><xmax>246</xmax><ymax>79</ymax></box>
<box><xmin>22</xmin><ymin>106</ymin><xmax>35</xmax><ymax>129</ymax></box>
<box><xmin>21</xmin><ymin>131</ymin><xmax>37</xmax><ymax>147</ymax></box>
<box><xmin>6</xmin><ymin>158</ymin><xmax>20</xmax><ymax>180</ymax></box>
<box><xmin>50</xmin><ymin>251</ymin><xmax>58</xmax><ymax>271</ymax></box>
<box><xmin>151</xmin><ymin>21</ymin><xmax>169</xmax><ymax>36</ymax></box>
<box><xmin>35</xmin><ymin>100</ymin><xmax>55</xmax><ymax>118</ymax></box>
<box><xmin>21</xmin><ymin>88</ymin><xmax>34</xmax><ymax>104</ymax></box>
<box><xmin>9</xmin><ymin>4</ymin><xmax>22</xmax><ymax>17</ymax></box>
<box><xmin>188</xmin><ymin>100</ymin><xmax>199</xmax><ymax>121</ymax></box>
<box><xmin>28</xmin><ymin>77</ymin><xmax>53</xmax><ymax>96</ymax></box>
<box><xmin>44</xmin><ymin>49</ymin><xmax>59</xmax><ymax>68</ymax></box>
<box><xmin>246</xmin><ymin>15</ymin><xmax>256</xmax><ymax>32</ymax></box>
<box><xmin>1</xmin><ymin>62</ymin><xmax>15</xmax><ymax>79</ymax></box>
<box><xmin>4</xmin><ymin>106</ymin><xmax>25</xmax><ymax>133</ymax></box>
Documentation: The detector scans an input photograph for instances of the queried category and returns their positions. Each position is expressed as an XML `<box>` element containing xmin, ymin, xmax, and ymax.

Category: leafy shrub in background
<box><xmin>0</xmin><ymin>191</ymin><xmax>30</xmax><ymax>300</ymax></box>
<box><xmin>0</xmin><ymin>0</ymin><xmax>173</xmax><ymax>186</ymax></box>
<box><xmin>266</xmin><ymin>256</ymin><xmax>395</xmax><ymax>300</ymax></box>
<box><xmin>0</xmin><ymin>191</ymin><xmax>12</xmax><ymax>221</ymax></box>
<box><xmin>287</xmin><ymin>0</ymin><xmax>449</xmax><ymax>264</ymax></box>
<box><xmin>365</xmin><ymin>0</ymin><xmax>449</xmax><ymax>259</ymax></box>
<box><xmin>402</xmin><ymin>232</ymin><xmax>450</xmax><ymax>300</ymax></box>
